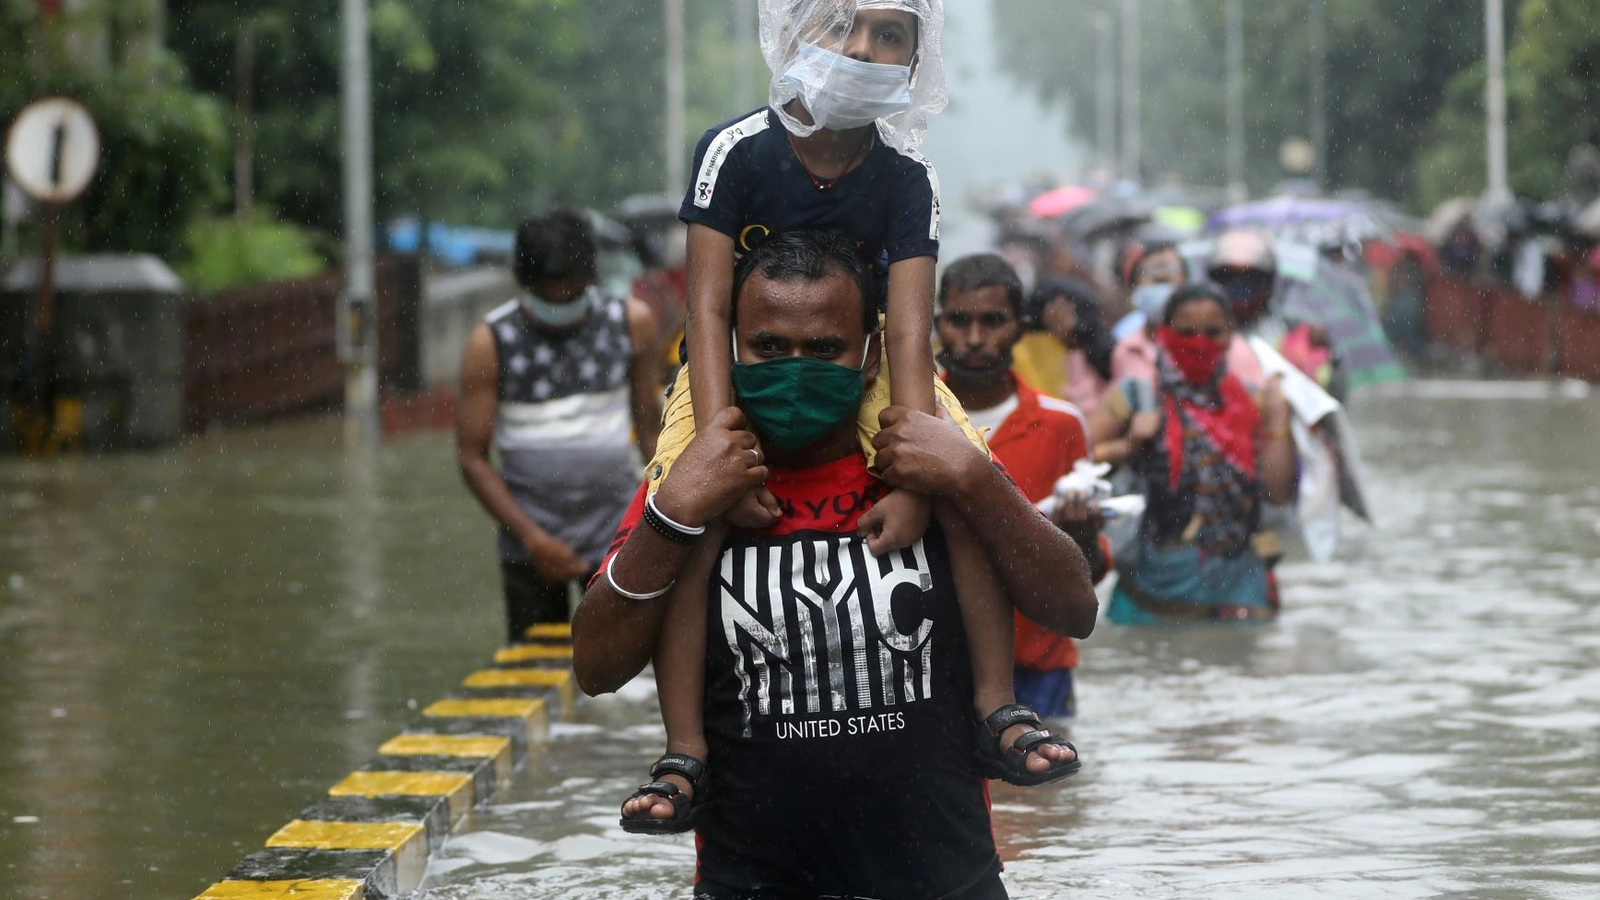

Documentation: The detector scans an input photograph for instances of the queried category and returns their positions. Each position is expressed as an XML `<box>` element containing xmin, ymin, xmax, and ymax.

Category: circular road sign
<box><xmin>5</xmin><ymin>97</ymin><xmax>101</xmax><ymax>204</ymax></box>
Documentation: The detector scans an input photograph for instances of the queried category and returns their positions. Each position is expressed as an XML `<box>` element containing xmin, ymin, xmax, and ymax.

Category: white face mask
<box><xmin>780</xmin><ymin>42</ymin><xmax>912</xmax><ymax>131</ymax></box>
<box><xmin>1131</xmin><ymin>283</ymin><xmax>1176</xmax><ymax>322</ymax></box>
<box><xmin>523</xmin><ymin>286</ymin><xmax>596</xmax><ymax>329</ymax></box>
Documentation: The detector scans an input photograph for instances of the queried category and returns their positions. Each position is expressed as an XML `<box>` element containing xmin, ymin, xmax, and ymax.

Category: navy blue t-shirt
<box><xmin>679</xmin><ymin>107</ymin><xmax>942</xmax><ymax>277</ymax></box>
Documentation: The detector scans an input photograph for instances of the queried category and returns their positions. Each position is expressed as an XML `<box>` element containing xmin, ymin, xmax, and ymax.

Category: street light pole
<box><xmin>234</xmin><ymin>19</ymin><xmax>255</xmax><ymax>221</ymax></box>
<box><xmin>1484</xmin><ymin>0</ymin><xmax>1511</xmax><ymax>206</ymax></box>
<box><xmin>665</xmin><ymin>0</ymin><xmax>687</xmax><ymax>198</ymax></box>
<box><xmin>1225</xmin><ymin>0</ymin><xmax>1246</xmax><ymax>202</ymax></box>
<box><xmin>1095</xmin><ymin>11</ymin><xmax>1116</xmax><ymax>176</ymax></box>
<box><xmin>735</xmin><ymin>0</ymin><xmax>757</xmax><ymax>109</ymax></box>
<box><xmin>1310</xmin><ymin>0</ymin><xmax>1328</xmax><ymax>190</ymax></box>
<box><xmin>341</xmin><ymin>0</ymin><xmax>379</xmax><ymax>445</ymax></box>
<box><xmin>1119</xmin><ymin>0</ymin><xmax>1141</xmax><ymax>183</ymax></box>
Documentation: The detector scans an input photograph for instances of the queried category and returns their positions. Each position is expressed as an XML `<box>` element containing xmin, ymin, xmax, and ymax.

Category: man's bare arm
<box><xmin>571</xmin><ymin>407</ymin><xmax>767</xmax><ymax>694</ymax></box>
<box><xmin>872</xmin><ymin>407</ymin><xmax>1098</xmax><ymax>638</ymax></box>
<box><xmin>571</xmin><ymin>523</ymin><xmax>725</xmax><ymax>695</ymax></box>
<box><xmin>456</xmin><ymin>323</ymin><xmax>587</xmax><ymax>582</ymax></box>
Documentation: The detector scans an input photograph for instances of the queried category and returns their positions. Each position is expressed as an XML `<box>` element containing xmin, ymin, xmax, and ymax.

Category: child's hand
<box><xmin>725</xmin><ymin>486</ymin><xmax>782</xmax><ymax>530</ymax></box>
<box><xmin>857</xmin><ymin>488</ymin><xmax>931</xmax><ymax>557</ymax></box>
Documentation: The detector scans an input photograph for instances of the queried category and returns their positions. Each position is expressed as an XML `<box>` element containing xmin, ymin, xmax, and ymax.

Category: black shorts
<box><xmin>499</xmin><ymin>559</ymin><xmax>591</xmax><ymax>643</ymax></box>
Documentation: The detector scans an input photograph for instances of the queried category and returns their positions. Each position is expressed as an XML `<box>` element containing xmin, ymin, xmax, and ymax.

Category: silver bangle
<box><xmin>646</xmin><ymin>492</ymin><xmax>706</xmax><ymax>536</ymax></box>
<box><xmin>605</xmin><ymin>554</ymin><xmax>674</xmax><ymax>601</ymax></box>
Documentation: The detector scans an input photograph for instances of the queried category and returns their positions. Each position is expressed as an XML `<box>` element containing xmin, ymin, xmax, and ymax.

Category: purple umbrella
<box><xmin>1206</xmin><ymin>197</ymin><xmax>1389</xmax><ymax>241</ymax></box>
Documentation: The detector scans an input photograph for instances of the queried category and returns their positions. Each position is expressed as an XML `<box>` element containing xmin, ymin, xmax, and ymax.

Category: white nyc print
<box><xmin>718</xmin><ymin>537</ymin><xmax>937</xmax><ymax>738</ymax></box>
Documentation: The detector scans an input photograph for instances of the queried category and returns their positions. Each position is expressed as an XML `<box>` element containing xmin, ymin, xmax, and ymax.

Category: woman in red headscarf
<box><xmin>1086</xmin><ymin>282</ymin><xmax>1298</xmax><ymax>623</ymax></box>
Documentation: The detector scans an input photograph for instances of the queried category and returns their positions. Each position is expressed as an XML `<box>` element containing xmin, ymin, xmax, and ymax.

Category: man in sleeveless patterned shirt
<box><xmin>457</xmin><ymin>208</ymin><xmax>663</xmax><ymax>641</ymax></box>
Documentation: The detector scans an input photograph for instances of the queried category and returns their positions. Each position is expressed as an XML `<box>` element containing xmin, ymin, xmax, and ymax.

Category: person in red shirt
<box><xmin>936</xmin><ymin>253</ymin><xmax>1111</xmax><ymax>718</ymax></box>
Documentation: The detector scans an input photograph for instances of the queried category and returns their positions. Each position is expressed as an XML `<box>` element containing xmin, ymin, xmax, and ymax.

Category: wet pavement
<box><xmin>3</xmin><ymin>382</ymin><xmax>1598</xmax><ymax>899</ymax></box>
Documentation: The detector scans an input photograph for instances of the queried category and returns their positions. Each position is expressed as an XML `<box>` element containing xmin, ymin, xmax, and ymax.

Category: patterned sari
<box><xmin>1108</xmin><ymin>353</ymin><xmax>1278</xmax><ymax>624</ymax></box>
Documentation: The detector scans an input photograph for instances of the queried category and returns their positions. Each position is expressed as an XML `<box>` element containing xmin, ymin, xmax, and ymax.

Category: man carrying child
<box><xmin>626</xmin><ymin>0</ymin><xmax>1084</xmax><ymax>842</ymax></box>
<box><xmin>574</xmin><ymin>230</ymin><xmax>1099</xmax><ymax>899</ymax></box>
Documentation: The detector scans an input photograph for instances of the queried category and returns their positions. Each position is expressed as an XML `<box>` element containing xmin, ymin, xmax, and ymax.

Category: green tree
<box><xmin>8</xmin><ymin>0</ymin><xmax>760</xmax><ymax>265</ymax></box>
<box><xmin>992</xmin><ymin>0</ymin><xmax>1498</xmax><ymax>209</ymax></box>
<box><xmin>1417</xmin><ymin>0</ymin><xmax>1600</xmax><ymax>208</ymax></box>
<box><xmin>167</xmin><ymin>0</ymin><xmax>752</xmax><ymax>235</ymax></box>
<box><xmin>1500</xmin><ymin>0</ymin><xmax>1600</xmax><ymax>200</ymax></box>
<box><xmin>1</xmin><ymin>0</ymin><xmax>228</xmax><ymax>258</ymax></box>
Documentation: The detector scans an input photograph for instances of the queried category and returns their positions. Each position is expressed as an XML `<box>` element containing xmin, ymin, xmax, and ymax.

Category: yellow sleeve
<box><xmin>1011</xmin><ymin>332</ymin><xmax>1068</xmax><ymax>398</ymax></box>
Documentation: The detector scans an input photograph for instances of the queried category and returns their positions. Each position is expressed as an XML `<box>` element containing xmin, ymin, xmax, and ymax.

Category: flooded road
<box><xmin>0</xmin><ymin>421</ymin><xmax>504</xmax><ymax>900</ymax></box>
<box><xmin>3</xmin><ymin>383</ymin><xmax>1599</xmax><ymax>899</ymax></box>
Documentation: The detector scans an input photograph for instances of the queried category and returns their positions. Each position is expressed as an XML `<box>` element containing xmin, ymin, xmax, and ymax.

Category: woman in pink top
<box><xmin>1110</xmin><ymin>243</ymin><xmax>1268</xmax><ymax>389</ymax></box>
<box><xmin>1112</xmin><ymin>243</ymin><xmax>1184</xmax><ymax>383</ymax></box>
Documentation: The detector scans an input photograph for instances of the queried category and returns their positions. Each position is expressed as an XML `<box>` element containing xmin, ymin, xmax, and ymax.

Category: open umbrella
<box><xmin>1150</xmin><ymin>205</ymin><xmax>1207</xmax><ymax>236</ymax></box>
<box><xmin>1028</xmin><ymin>185</ymin><xmax>1097</xmax><ymax>219</ymax></box>
<box><xmin>1208</xmin><ymin>197</ymin><xmax>1388</xmax><ymax>236</ymax></box>
<box><xmin>1273</xmin><ymin>249</ymin><xmax>1406</xmax><ymax>390</ymax></box>
<box><xmin>1575</xmin><ymin>198</ymin><xmax>1600</xmax><ymax>238</ymax></box>
<box><xmin>1424</xmin><ymin>197</ymin><xmax>1482</xmax><ymax>244</ymax></box>
<box><xmin>1058</xmin><ymin>197</ymin><xmax>1155</xmax><ymax>241</ymax></box>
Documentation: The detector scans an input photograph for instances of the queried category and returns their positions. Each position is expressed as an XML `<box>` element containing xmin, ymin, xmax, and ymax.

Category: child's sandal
<box><xmin>618</xmin><ymin>752</ymin><xmax>712</xmax><ymax>835</ymax></box>
<box><xmin>974</xmin><ymin>703</ymin><xmax>1081</xmax><ymax>787</ymax></box>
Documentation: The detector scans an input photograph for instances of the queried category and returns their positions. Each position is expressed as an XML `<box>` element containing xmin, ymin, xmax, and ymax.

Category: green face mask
<box><xmin>731</xmin><ymin>340</ymin><xmax>870</xmax><ymax>452</ymax></box>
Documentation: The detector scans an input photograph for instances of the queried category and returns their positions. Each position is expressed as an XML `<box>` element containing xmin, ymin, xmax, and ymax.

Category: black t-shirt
<box><xmin>679</xmin><ymin>107</ymin><xmax>941</xmax><ymax>277</ymax></box>
<box><xmin>690</xmin><ymin>453</ymin><xmax>997</xmax><ymax>899</ymax></box>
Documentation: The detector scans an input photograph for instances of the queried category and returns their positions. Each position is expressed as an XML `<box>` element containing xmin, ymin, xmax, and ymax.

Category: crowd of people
<box><xmin>452</xmin><ymin>2</ymin><xmax>1376</xmax><ymax>897</ymax></box>
<box><xmin>1429</xmin><ymin>191</ymin><xmax>1600</xmax><ymax>333</ymax></box>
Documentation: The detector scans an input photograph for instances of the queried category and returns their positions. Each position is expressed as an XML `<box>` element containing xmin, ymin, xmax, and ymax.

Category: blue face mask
<box><xmin>1131</xmin><ymin>283</ymin><xmax>1176</xmax><ymax>321</ymax></box>
<box><xmin>522</xmin><ymin>286</ymin><xmax>596</xmax><ymax>329</ymax></box>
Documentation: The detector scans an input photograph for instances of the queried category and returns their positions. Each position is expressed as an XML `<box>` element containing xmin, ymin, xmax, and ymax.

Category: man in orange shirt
<box><xmin>937</xmin><ymin>253</ymin><xmax>1110</xmax><ymax>718</ymax></box>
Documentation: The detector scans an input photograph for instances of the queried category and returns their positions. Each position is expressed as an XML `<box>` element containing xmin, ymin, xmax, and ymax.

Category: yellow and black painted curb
<box><xmin>191</xmin><ymin>623</ymin><xmax>577</xmax><ymax>900</ymax></box>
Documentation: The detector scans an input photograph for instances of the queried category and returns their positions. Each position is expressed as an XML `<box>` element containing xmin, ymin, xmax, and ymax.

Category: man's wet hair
<box><xmin>732</xmin><ymin>230</ymin><xmax>880</xmax><ymax>335</ymax></box>
<box><xmin>1163</xmin><ymin>281</ymin><xmax>1239</xmax><ymax>327</ymax></box>
<box><xmin>514</xmin><ymin>208</ymin><xmax>596</xmax><ymax>287</ymax></box>
<box><xmin>939</xmin><ymin>253</ymin><xmax>1024</xmax><ymax>317</ymax></box>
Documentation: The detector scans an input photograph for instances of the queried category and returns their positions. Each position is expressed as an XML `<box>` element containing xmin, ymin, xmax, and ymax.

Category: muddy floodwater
<box><xmin>2</xmin><ymin>382</ymin><xmax>1598</xmax><ymax>900</ymax></box>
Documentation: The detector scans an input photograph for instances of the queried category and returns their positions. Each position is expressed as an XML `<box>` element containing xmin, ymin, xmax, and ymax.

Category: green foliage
<box><xmin>992</xmin><ymin>0</ymin><xmax>1505</xmax><ymax>210</ymax></box>
<box><xmin>5</xmin><ymin>0</ymin><xmax>761</xmax><ymax>260</ymax></box>
<box><xmin>69</xmin><ymin>63</ymin><xmax>230</xmax><ymax>257</ymax></box>
<box><xmin>1416</xmin><ymin>0</ymin><xmax>1600</xmax><ymax>208</ymax></box>
<box><xmin>1413</xmin><ymin>71</ymin><xmax>1483</xmax><ymax>209</ymax></box>
<box><xmin>1503</xmin><ymin>0</ymin><xmax>1600</xmax><ymax>199</ymax></box>
<box><xmin>178</xmin><ymin>213</ymin><xmax>326</xmax><ymax>293</ymax></box>
<box><xmin>1</xmin><ymin>1</ymin><xmax>229</xmax><ymax>258</ymax></box>
<box><xmin>167</xmin><ymin>0</ymin><xmax>751</xmax><ymax>234</ymax></box>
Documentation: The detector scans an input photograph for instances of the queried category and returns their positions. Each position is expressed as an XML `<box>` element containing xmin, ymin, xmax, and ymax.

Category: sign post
<box><xmin>4</xmin><ymin>97</ymin><xmax>99</xmax><ymax>455</ymax></box>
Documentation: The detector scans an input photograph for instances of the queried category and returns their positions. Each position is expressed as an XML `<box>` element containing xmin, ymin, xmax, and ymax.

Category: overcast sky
<box><xmin>921</xmin><ymin>0</ymin><xmax>1084</xmax><ymax>259</ymax></box>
